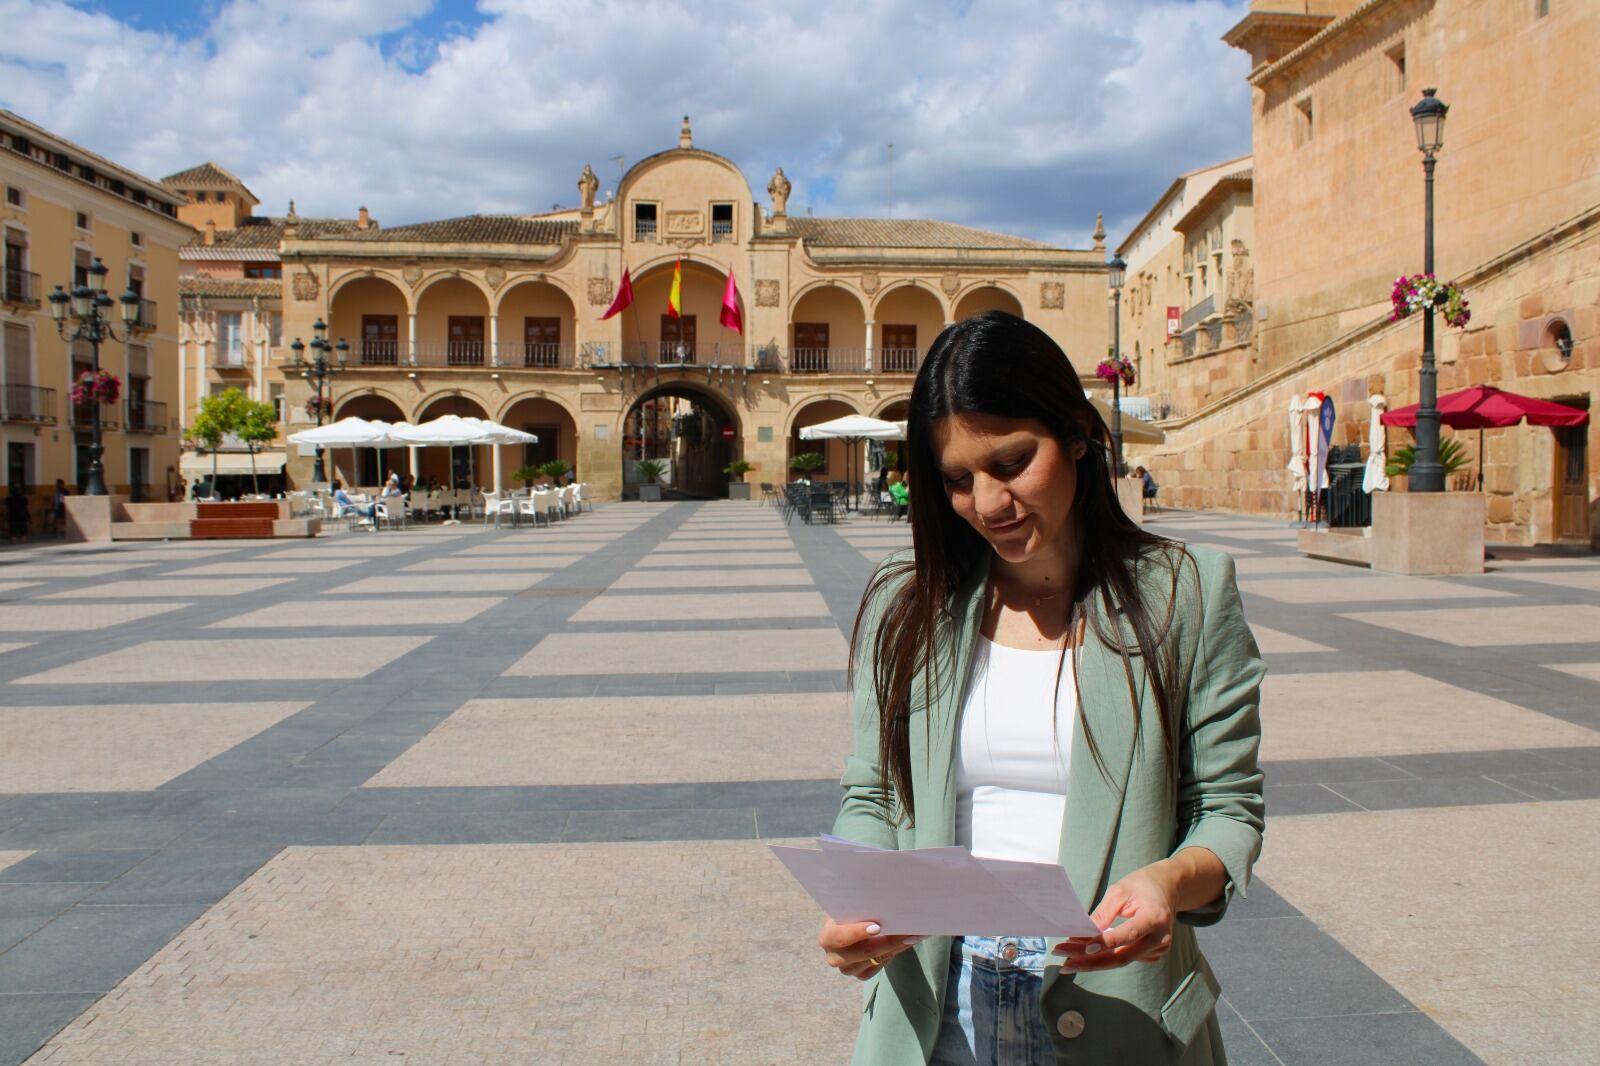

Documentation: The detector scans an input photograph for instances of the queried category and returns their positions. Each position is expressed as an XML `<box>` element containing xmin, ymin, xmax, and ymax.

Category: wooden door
<box><xmin>524</xmin><ymin>317</ymin><xmax>561</xmax><ymax>367</ymax></box>
<box><xmin>447</xmin><ymin>316</ymin><xmax>485</xmax><ymax>365</ymax></box>
<box><xmin>1554</xmin><ymin>422</ymin><xmax>1590</xmax><ymax>543</ymax></box>
<box><xmin>881</xmin><ymin>324</ymin><xmax>917</xmax><ymax>372</ymax></box>
<box><xmin>793</xmin><ymin>322</ymin><xmax>829</xmax><ymax>372</ymax></box>
<box><xmin>362</xmin><ymin>315</ymin><xmax>398</xmax><ymax>364</ymax></box>
<box><xmin>661</xmin><ymin>315</ymin><xmax>697</xmax><ymax>363</ymax></box>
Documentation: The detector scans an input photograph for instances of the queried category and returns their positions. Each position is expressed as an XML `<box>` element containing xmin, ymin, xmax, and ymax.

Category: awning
<box><xmin>180</xmin><ymin>451</ymin><xmax>287</xmax><ymax>476</ymax></box>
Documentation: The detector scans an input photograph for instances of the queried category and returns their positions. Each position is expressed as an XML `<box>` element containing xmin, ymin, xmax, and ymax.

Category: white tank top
<box><xmin>954</xmin><ymin>635</ymin><xmax>1076</xmax><ymax>864</ymax></box>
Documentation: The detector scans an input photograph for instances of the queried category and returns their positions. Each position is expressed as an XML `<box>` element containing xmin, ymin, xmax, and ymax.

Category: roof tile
<box><xmin>786</xmin><ymin>218</ymin><xmax>1055</xmax><ymax>250</ymax></box>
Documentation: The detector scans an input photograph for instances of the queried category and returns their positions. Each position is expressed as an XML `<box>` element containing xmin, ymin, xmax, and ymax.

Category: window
<box><xmin>243</xmin><ymin>264</ymin><xmax>282</xmax><ymax>279</ymax></box>
<box><xmin>634</xmin><ymin>202</ymin><xmax>658</xmax><ymax>241</ymax></box>
<box><xmin>446</xmin><ymin>315</ymin><xmax>485</xmax><ymax>365</ymax></box>
<box><xmin>792</xmin><ymin>322</ymin><xmax>829</xmax><ymax>372</ymax></box>
<box><xmin>73</xmin><ymin>248</ymin><xmax>90</xmax><ymax>289</ymax></box>
<box><xmin>193</xmin><ymin>191</ymin><xmax>207</xmax><ymax>203</ymax></box>
<box><xmin>1293</xmin><ymin>96</ymin><xmax>1314</xmax><ymax>147</ymax></box>
<box><xmin>75</xmin><ymin>210</ymin><xmax>90</xmax><ymax>231</ymax></box>
<box><xmin>361</xmin><ymin>314</ymin><xmax>399</xmax><ymax>364</ymax></box>
<box><xmin>270</xmin><ymin>383</ymin><xmax>284</xmax><ymax>422</ymax></box>
<box><xmin>217</xmin><ymin>312</ymin><xmax>244</xmax><ymax>366</ymax></box>
<box><xmin>881</xmin><ymin>324</ymin><xmax>918</xmax><ymax>372</ymax></box>
<box><xmin>1548</xmin><ymin>319</ymin><xmax>1574</xmax><ymax>367</ymax></box>
<box><xmin>266</xmin><ymin>311</ymin><xmax>283</xmax><ymax>347</ymax></box>
<box><xmin>523</xmin><ymin>316</ymin><xmax>561</xmax><ymax>367</ymax></box>
<box><xmin>1386</xmin><ymin>43</ymin><xmax>1406</xmax><ymax>95</ymax></box>
<box><xmin>130</xmin><ymin>231</ymin><xmax>142</xmax><ymax>247</ymax></box>
<box><xmin>711</xmin><ymin>203</ymin><xmax>734</xmax><ymax>242</ymax></box>
<box><xmin>4</xmin><ymin>185</ymin><xmax>21</xmax><ymax>207</ymax></box>
<box><xmin>1537</xmin><ymin>0</ymin><xmax>1550</xmax><ymax>16</ymax></box>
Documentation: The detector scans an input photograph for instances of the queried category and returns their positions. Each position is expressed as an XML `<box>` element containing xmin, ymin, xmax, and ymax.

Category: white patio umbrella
<box><xmin>390</xmin><ymin>415</ymin><xmax>539</xmax><ymax>492</ymax></box>
<box><xmin>467</xmin><ymin>418</ymin><xmax>538</xmax><ymax>491</ymax></box>
<box><xmin>1286</xmin><ymin>396</ymin><xmax>1308</xmax><ymax>499</ymax></box>
<box><xmin>287</xmin><ymin>416</ymin><xmax>392</xmax><ymax>447</ymax></box>
<box><xmin>1362</xmin><ymin>394</ymin><xmax>1390</xmax><ymax>494</ymax></box>
<box><xmin>800</xmin><ymin>415</ymin><xmax>904</xmax><ymax>508</ymax></box>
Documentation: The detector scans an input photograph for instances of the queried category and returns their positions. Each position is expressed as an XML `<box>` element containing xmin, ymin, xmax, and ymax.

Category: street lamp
<box><xmin>48</xmin><ymin>256</ymin><xmax>140</xmax><ymax>496</ymax></box>
<box><xmin>288</xmin><ymin>317</ymin><xmax>348</xmax><ymax>483</ymax></box>
<box><xmin>1107</xmin><ymin>254</ymin><xmax>1127</xmax><ymax>475</ymax></box>
<box><xmin>1408</xmin><ymin>87</ymin><xmax>1449</xmax><ymax>493</ymax></box>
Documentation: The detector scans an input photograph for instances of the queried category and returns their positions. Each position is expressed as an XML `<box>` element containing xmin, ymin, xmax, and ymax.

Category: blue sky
<box><xmin>3</xmin><ymin>0</ymin><xmax>1254</xmax><ymax>247</ymax></box>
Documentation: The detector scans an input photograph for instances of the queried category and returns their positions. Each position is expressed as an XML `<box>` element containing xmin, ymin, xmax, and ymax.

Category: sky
<box><xmin>0</xmin><ymin>0</ymin><xmax>1254</xmax><ymax>249</ymax></box>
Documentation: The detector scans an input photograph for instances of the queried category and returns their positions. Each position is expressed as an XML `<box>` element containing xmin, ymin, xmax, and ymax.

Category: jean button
<box><xmin>1057</xmin><ymin>1010</ymin><xmax>1086</xmax><ymax>1039</ymax></box>
<box><xmin>1001</xmin><ymin>942</ymin><xmax>1019</xmax><ymax>962</ymax></box>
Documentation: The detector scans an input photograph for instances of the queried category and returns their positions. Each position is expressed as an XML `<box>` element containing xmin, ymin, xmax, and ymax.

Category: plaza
<box><xmin>0</xmin><ymin>503</ymin><xmax>1594</xmax><ymax>1064</ymax></box>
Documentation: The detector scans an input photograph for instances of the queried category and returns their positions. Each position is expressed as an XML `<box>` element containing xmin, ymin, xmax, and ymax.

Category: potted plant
<box><xmin>511</xmin><ymin>465</ymin><xmax>542</xmax><ymax>489</ymax></box>
<box><xmin>634</xmin><ymin>458</ymin><xmax>667</xmax><ymax>501</ymax></box>
<box><xmin>540</xmin><ymin>459</ymin><xmax>572</xmax><ymax>486</ymax></box>
<box><xmin>724</xmin><ymin>459</ymin><xmax>754</xmax><ymax>500</ymax></box>
<box><xmin>1385</xmin><ymin>437</ymin><xmax>1468</xmax><ymax>491</ymax></box>
<box><xmin>789</xmin><ymin>452</ymin><xmax>825</xmax><ymax>483</ymax></box>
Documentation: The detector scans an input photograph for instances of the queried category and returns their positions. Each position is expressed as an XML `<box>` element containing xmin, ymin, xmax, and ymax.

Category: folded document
<box><xmin>770</xmin><ymin>835</ymin><xmax>1100</xmax><ymax>937</ymax></box>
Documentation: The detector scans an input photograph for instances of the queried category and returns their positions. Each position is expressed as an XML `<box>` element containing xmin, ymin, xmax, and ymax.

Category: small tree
<box><xmin>236</xmin><ymin>399</ymin><xmax>279</xmax><ymax>496</ymax></box>
<box><xmin>187</xmin><ymin>389</ymin><xmax>254</xmax><ymax>498</ymax></box>
<box><xmin>789</xmin><ymin>452</ymin><xmax>825</xmax><ymax>479</ymax></box>
<box><xmin>511</xmin><ymin>465</ymin><xmax>542</xmax><ymax>488</ymax></box>
<box><xmin>723</xmin><ymin>459</ymin><xmax>754</xmax><ymax>482</ymax></box>
<box><xmin>539</xmin><ymin>459</ymin><xmax>572</xmax><ymax>483</ymax></box>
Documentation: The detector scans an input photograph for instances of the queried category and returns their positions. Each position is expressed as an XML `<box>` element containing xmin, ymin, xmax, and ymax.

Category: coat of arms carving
<box><xmin>1040</xmin><ymin>282</ymin><xmax>1065</xmax><ymax>310</ymax></box>
<box><xmin>402</xmin><ymin>264</ymin><xmax>423</xmax><ymax>288</ymax></box>
<box><xmin>291</xmin><ymin>270</ymin><xmax>319</xmax><ymax>302</ymax></box>
<box><xmin>587</xmin><ymin>276</ymin><xmax>614</xmax><ymax>306</ymax></box>
<box><xmin>485</xmin><ymin>266</ymin><xmax>506</xmax><ymax>289</ymax></box>
<box><xmin>755</xmin><ymin>279</ymin><xmax>780</xmax><ymax>308</ymax></box>
<box><xmin>666</xmin><ymin>210</ymin><xmax>704</xmax><ymax>236</ymax></box>
<box><xmin>860</xmin><ymin>272</ymin><xmax>881</xmax><ymax>296</ymax></box>
<box><xmin>941</xmin><ymin>273</ymin><xmax>961</xmax><ymax>297</ymax></box>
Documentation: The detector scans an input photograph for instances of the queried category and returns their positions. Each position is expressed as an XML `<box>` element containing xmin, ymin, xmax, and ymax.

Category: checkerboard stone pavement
<box><xmin>1</xmin><ymin>503</ymin><xmax>1598</xmax><ymax>1064</ymax></box>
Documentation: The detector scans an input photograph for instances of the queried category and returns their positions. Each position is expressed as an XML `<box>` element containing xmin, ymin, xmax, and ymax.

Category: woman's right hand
<box><xmin>819</xmin><ymin>918</ymin><xmax>924</xmax><ymax>981</ymax></box>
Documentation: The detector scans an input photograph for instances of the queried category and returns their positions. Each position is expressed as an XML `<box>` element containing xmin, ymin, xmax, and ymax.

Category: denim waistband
<box><xmin>955</xmin><ymin>935</ymin><xmax>1051</xmax><ymax>976</ymax></box>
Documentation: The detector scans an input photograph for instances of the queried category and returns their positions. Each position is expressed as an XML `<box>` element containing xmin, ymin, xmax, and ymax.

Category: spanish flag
<box><xmin>667</xmin><ymin>258</ymin><xmax>683</xmax><ymax>319</ymax></box>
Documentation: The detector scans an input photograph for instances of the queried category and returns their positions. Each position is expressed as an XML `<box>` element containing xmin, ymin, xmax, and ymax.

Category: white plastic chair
<box><xmin>573</xmin><ymin>482</ymin><xmax>591</xmax><ymax>513</ymax></box>
<box><xmin>516</xmin><ymin>492</ymin><xmax>547</xmax><ymax>528</ymax></box>
<box><xmin>483</xmin><ymin>491</ymin><xmax>514</xmax><ymax>528</ymax></box>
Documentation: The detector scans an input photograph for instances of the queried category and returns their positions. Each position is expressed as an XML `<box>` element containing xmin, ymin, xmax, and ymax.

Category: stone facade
<box><xmin>0</xmin><ymin>109</ymin><xmax>190</xmax><ymax>505</ymax></box>
<box><xmin>1124</xmin><ymin>0</ymin><xmax>1599</xmax><ymax>546</ymax></box>
<box><xmin>272</xmin><ymin>119</ymin><xmax>1110</xmax><ymax>500</ymax></box>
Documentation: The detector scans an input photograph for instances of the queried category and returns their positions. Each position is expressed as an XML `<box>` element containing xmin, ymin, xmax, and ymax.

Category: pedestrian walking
<box><xmin>5</xmin><ymin>484</ymin><xmax>30</xmax><ymax>543</ymax></box>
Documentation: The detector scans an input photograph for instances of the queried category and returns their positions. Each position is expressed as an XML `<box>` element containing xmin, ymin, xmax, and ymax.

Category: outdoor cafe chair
<box><xmin>483</xmin><ymin>491</ymin><xmax>514</xmax><ymax>528</ymax></box>
<box><xmin>516</xmin><ymin>492</ymin><xmax>548</xmax><ymax>528</ymax></box>
<box><xmin>559</xmin><ymin>484</ymin><xmax>578</xmax><ymax>517</ymax></box>
<box><xmin>573</xmin><ymin>482</ymin><xmax>591</xmax><ymax>512</ymax></box>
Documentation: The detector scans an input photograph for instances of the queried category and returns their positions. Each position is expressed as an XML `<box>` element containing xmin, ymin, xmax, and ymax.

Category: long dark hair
<box><xmin>850</xmin><ymin>311</ymin><xmax>1189</xmax><ymax>824</ymax></box>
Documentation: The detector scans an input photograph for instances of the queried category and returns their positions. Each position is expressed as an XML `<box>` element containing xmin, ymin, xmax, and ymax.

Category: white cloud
<box><xmin>0</xmin><ymin>0</ymin><xmax>1251</xmax><ymax>246</ymax></box>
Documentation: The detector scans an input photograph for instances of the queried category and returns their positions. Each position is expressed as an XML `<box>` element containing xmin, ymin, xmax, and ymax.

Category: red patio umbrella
<box><xmin>1380</xmin><ymin>385</ymin><xmax>1588</xmax><ymax>489</ymax></box>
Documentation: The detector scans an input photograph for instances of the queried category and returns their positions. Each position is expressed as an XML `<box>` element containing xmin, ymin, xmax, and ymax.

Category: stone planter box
<box><xmin>638</xmin><ymin>484</ymin><xmax>663</xmax><ymax>502</ymax></box>
<box><xmin>727</xmin><ymin>482</ymin><xmax>751</xmax><ymax>500</ymax></box>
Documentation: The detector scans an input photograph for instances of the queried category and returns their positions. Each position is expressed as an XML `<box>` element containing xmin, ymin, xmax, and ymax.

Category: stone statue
<box><xmin>578</xmin><ymin>164</ymin><xmax>599</xmax><ymax>214</ymax></box>
<box><xmin>768</xmin><ymin>167</ymin><xmax>791</xmax><ymax>217</ymax></box>
<box><xmin>1224</xmin><ymin>239</ymin><xmax>1254</xmax><ymax>313</ymax></box>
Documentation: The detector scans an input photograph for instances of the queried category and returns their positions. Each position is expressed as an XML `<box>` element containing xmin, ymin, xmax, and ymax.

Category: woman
<box><xmin>818</xmin><ymin>312</ymin><xmax>1263</xmax><ymax>1065</ymax></box>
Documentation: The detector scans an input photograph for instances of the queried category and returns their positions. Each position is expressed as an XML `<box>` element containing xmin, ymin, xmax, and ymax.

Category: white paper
<box><xmin>771</xmin><ymin>837</ymin><xmax>1100</xmax><ymax>937</ymax></box>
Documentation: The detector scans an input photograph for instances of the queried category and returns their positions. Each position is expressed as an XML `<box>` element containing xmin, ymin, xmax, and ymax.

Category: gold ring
<box><xmin>869</xmin><ymin>956</ymin><xmax>883</xmax><ymax>967</ymax></box>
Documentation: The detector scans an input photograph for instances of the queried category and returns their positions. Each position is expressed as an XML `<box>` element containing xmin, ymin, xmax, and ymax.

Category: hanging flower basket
<box><xmin>1390</xmin><ymin>273</ymin><xmax>1470</xmax><ymax>328</ymax></box>
<box><xmin>1095</xmin><ymin>356</ymin><xmax>1136</xmax><ymax>387</ymax></box>
<box><xmin>70</xmin><ymin>369</ymin><xmax>121</xmax><ymax>406</ymax></box>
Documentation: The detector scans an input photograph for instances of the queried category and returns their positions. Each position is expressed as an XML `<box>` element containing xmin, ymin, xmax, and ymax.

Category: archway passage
<box><xmin>622</xmin><ymin>383</ymin><xmax>739</xmax><ymax>499</ymax></box>
<box><xmin>501</xmin><ymin>396</ymin><xmax>578</xmax><ymax>486</ymax></box>
<box><xmin>416</xmin><ymin>394</ymin><xmax>491</xmax><ymax>489</ymax></box>
<box><xmin>954</xmin><ymin>285</ymin><xmax>1023</xmax><ymax>322</ymax></box>
<box><xmin>789</xmin><ymin>398</ymin><xmax>859</xmax><ymax>485</ymax></box>
<box><xmin>332</xmin><ymin>393</ymin><xmax>407</xmax><ymax>489</ymax></box>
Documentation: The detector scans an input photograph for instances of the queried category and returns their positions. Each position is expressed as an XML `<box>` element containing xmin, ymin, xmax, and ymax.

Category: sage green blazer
<box><xmin>833</xmin><ymin>544</ymin><xmax>1265</xmax><ymax>1065</ymax></box>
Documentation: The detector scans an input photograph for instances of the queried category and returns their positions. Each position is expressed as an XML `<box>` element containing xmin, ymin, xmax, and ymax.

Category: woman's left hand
<box><xmin>1050</xmin><ymin>863</ymin><xmax>1179</xmax><ymax>972</ymax></box>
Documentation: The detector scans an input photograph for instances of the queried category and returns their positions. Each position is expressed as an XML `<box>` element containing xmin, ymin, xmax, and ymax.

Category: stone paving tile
<box><xmin>1340</xmin><ymin>604</ymin><xmax>1600</xmax><ymax>646</ymax></box>
<box><xmin>325</xmin><ymin>573</ymin><xmax>546</xmax><ymax>594</ymax></box>
<box><xmin>610</xmin><ymin>568</ymin><xmax>813</xmax><ymax>589</ymax></box>
<box><xmin>0</xmin><ymin>850</ymin><xmax>31</xmax><ymax>874</ymax></box>
<box><xmin>504</xmin><ymin>628</ymin><xmax>848</xmax><ymax>676</ymax></box>
<box><xmin>208</xmin><ymin>597</ymin><xmax>505</xmax><ymax>629</ymax></box>
<box><xmin>1260</xmin><ymin>671</ymin><xmax>1599</xmax><ymax>761</ymax></box>
<box><xmin>14</xmin><ymin>636</ymin><xmax>431</xmax><ymax>685</ymax></box>
<box><xmin>28</xmin><ymin>843</ymin><xmax>858</xmax><ymax>1065</ymax></box>
<box><xmin>0</xmin><ymin>642</ymin><xmax>34</xmax><ymax>655</ymax></box>
<box><xmin>1254</xmin><ymin>800</ymin><xmax>1600</xmax><ymax>1064</ymax></box>
<box><xmin>169</xmin><ymin>559</ymin><xmax>359</xmax><ymax>576</ymax></box>
<box><xmin>1250</xmin><ymin>625</ymin><xmax>1333</xmax><ymax>654</ymax></box>
<box><xmin>1240</xmin><ymin>575</ymin><xmax>1513</xmax><ymax>604</ymax></box>
<box><xmin>44</xmin><ymin>577</ymin><xmax>293</xmax><ymax>600</ymax></box>
<box><xmin>0</xmin><ymin>563</ymin><xmax>153</xmax><ymax>578</ymax></box>
<box><xmin>636</xmin><ymin>550</ymin><xmax>805</xmax><ymax>568</ymax></box>
<box><xmin>457</xmin><ymin>539</ymin><xmax>614</xmax><ymax>555</ymax></box>
<box><xmin>264</xmin><ymin>544</ymin><xmax>422</xmax><ymax>558</ymax></box>
<box><xmin>0</xmin><ymin>603</ymin><xmax>191</xmax><ymax>633</ymax></box>
<box><xmin>664</xmin><ymin>528</ymin><xmax>791</xmax><ymax>541</ymax></box>
<box><xmin>1231</xmin><ymin>555</ymin><xmax>1352</xmax><ymax>576</ymax></box>
<box><xmin>0</xmin><ymin>703</ymin><xmax>309</xmax><ymax>792</ymax></box>
<box><xmin>402</xmin><ymin>555</ymin><xmax>583</xmax><ymax>571</ymax></box>
<box><xmin>1492</xmin><ymin>569</ymin><xmax>1600</xmax><ymax>592</ymax></box>
<box><xmin>0</xmin><ymin>581</ymin><xmax>39</xmax><ymax>594</ymax></box>
<box><xmin>368</xmin><ymin>693</ymin><xmax>850</xmax><ymax>788</ymax></box>
<box><xmin>569</xmin><ymin>590</ymin><xmax>830</xmax><ymax>622</ymax></box>
<box><xmin>1547</xmin><ymin>662</ymin><xmax>1600</xmax><ymax>683</ymax></box>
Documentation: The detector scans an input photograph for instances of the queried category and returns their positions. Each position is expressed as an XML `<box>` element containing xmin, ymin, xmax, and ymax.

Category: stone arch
<box><xmin>494</xmin><ymin>279</ymin><xmax>579</xmax><ymax>368</ymax></box>
<box><xmin>869</xmin><ymin>279</ymin><xmax>948</xmax><ymax>321</ymax></box>
<box><xmin>618</xmin><ymin>378</ymin><xmax>742</xmax><ymax>499</ymax></box>
<box><xmin>328</xmin><ymin>275</ymin><xmax>411</xmax><ymax>365</ymax></box>
<box><xmin>412</xmin><ymin>392</ymin><xmax>493</xmax><ymax>488</ymax></box>
<box><xmin>498</xmin><ymin>393</ymin><xmax>579</xmax><ymax>484</ymax></box>
<box><xmin>953</xmin><ymin>282</ymin><xmax>1024</xmax><ymax>321</ymax></box>
<box><xmin>415</xmin><ymin>276</ymin><xmax>493</xmax><ymax>367</ymax></box>
<box><xmin>328</xmin><ymin>392</ymin><xmax>408</xmax><ymax>489</ymax></box>
<box><xmin>333</xmin><ymin>386</ymin><xmax>410</xmax><ymax>419</ymax></box>
<box><xmin>870</xmin><ymin>282</ymin><xmax>947</xmax><ymax>372</ymax></box>
<box><xmin>413</xmin><ymin>270</ymin><xmax>498</xmax><ymax>305</ymax></box>
<box><xmin>328</xmin><ymin>269</ymin><xmax>414</xmax><ymax>312</ymax></box>
<box><xmin>787</xmin><ymin>396</ymin><xmax>861</xmax><ymax>483</ymax></box>
<box><xmin>620</xmin><ymin>259</ymin><xmax>746</xmax><ymax>364</ymax></box>
<box><xmin>789</xmin><ymin>282</ymin><xmax>869</xmax><ymax>372</ymax></box>
<box><xmin>788</xmin><ymin>279</ymin><xmax>869</xmax><ymax>319</ymax></box>
<box><xmin>871</xmin><ymin>394</ymin><xmax>911</xmax><ymax>420</ymax></box>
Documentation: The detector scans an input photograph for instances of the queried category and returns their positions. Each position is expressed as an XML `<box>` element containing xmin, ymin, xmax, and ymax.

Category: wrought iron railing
<box><xmin>519</xmin><ymin>342</ymin><xmax>573</xmax><ymax>369</ymax></box>
<box><xmin>711</xmin><ymin>221</ymin><xmax>734</xmax><ymax>243</ymax></box>
<box><xmin>791</xmin><ymin>348</ymin><xmax>867</xmax><ymax>374</ymax></box>
<box><xmin>2</xmin><ymin>268</ymin><xmax>40</xmax><ymax>306</ymax></box>
<box><xmin>879</xmin><ymin>347</ymin><xmax>922</xmax><ymax>373</ymax></box>
<box><xmin>70</xmin><ymin>402</ymin><xmax>116</xmax><ymax>430</ymax></box>
<box><xmin>125</xmin><ymin>398</ymin><xmax>167</xmax><ymax>433</ymax></box>
<box><xmin>211</xmin><ymin>346</ymin><xmax>248</xmax><ymax>369</ymax></box>
<box><xmin>634</xmin><ymin>219</ymin><xmax>658</xmax><ymax>242</ymax></box>
<box><xmin>359</xmin><ymin>340</ymin><xmax>400</xmax><ymax>366</ymax></box>
<box><xmin>1</xmin><ymin>384</ymin><xmax>55</xmax><ymax>424</ymax></box>
<box><xmin>132</xmin><ymin>298</ymin><xmax>157</xmax><ymax>331</ymax></box>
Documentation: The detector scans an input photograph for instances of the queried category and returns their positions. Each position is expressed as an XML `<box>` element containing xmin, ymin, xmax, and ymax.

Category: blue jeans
<box><xmin>928</xmin><ymin>936</ymin><xmax>1055</xmax><ymax>1066</ymax></box>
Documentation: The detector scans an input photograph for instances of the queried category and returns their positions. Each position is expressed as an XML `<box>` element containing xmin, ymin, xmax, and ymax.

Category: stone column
<box><xmin>490</xmin><ymin>315</ymin><xmax>501</xmax><ymax>367</ymax></box>
<box><xmin>408</xmin><ymin>446</ymin><xmax>420</xmax><ymax>479</ymax></box>
<box><xmin>864</xmin><ymin>319</ymin><xmax>875</xmax><ymax>372</ymax></box>
<box><xmin>407</xmin><ymin>313</ymin><xmax>418</xmax><ymax>365</ymax></box>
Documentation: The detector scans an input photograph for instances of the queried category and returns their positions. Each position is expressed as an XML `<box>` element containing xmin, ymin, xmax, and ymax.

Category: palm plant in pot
<box><xmin>789</xmin><ymin>452</ymin><xmax>825</xmax><ymax>483</ymax></box>
<box><xmin>540</xmin><ymin>459</ymin><xmax>573</xmax><ymax>486</ymax></box>
<box><xmin>634</xmin><ymin>458</ymin><xmax>667</xmax><ymax>501</ymax></box>
<box><xmin>511</xmin><ymin>465</ymin><xmax>542</xmax><ymax>490</ymax></box>
<box><xmin>723</xmin><ymin>459</ymin><xmax>754</xmax><ymax>500</ymax></box>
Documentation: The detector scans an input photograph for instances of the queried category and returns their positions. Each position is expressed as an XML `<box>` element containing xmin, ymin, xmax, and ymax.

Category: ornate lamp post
<box><xmin>288</xmin><ymin>318</ymin><xmax>348</xmax><ymax>483</ymax></box>
<box><xmin>48</xmin><ymin>257</ymin><xmax>140</xmax><ymax>496</ymax></box>
<box><xmin>1107</xmin><ymin>255</ymin><xmax>1127</xmax><ymax>475</ymax></box>
<box><xmin>1407</xmin><ymin>87</ymin><xmax>1449</xmax><ymax>493</ymax></box>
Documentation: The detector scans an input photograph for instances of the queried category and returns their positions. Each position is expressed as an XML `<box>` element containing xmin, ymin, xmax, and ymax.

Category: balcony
<box><xmin>878</xmin><ymin>347</ymin><xmax>923</xmax><ymax>374</ymax></box>
<box><xmin>790</xmin><ymin>348</ymin><xmax>868</xmax><ymax>374</ymax></box>
<box><xmin>343</xmin><ymin>342</ymin><xmax>579</xmax><ymax>370</ymax></box>
<box><xmin>711</xmin><ymin>220</ymin><xmax>734</xmax><ymax>243</ymax></box>
<box><xmin>211</xmin><ymin>347</ymin><xmax>249</xmax><ymax>370</ymax></box>
<box><xmin>125</xmin><ymin>398</ymin><xmax>167</xmax><ymax>433</ymax></box>
<box><xmin>132</xmin><ymin>298</ymin><xmax>157</xmax><ymax>332</ymax></box>
<box><xmin>1</xmin><ymin>384</ymin><xmax>56</xmax><ymax>424</ymax></box>
<box><xmin>634</xmin><ymin>219</ymin><xmax>658</xmax><ymax>242</ymax></box>
<box><xmin>518</xmin><ymin>342</ymin><xmax>575</xmax><ymax>369</ymax></box>
<box><xmin>1180</xmin><ymin>294</ymin><xmax>1215</xmax><ymax>331</ymax></box>
<box><xmin>2</xmin><ymin>268</ymin><xmax>40</xmax><ymax>308</ymax></box>
<box><xmin>357</xmin><ymin>340</ymin><xmax>401</xmax><ymax>366</ymax></box>
<box><xmin>70</xmin><ymin>402</ymin><xmax>118</xmax><ymax>430</ymax></box>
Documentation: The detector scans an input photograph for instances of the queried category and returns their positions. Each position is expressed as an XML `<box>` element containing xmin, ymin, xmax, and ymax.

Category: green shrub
<box><xmin>1385</xmin><ymin>437</ymin><xmax>1469</xmax><ymax>478</ymax></box>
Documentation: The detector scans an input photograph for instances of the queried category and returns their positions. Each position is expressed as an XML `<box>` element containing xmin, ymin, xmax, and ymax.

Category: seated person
<box><xmin>1135</xmin><ymin>464</ymin><xmax>1159</xmax><ymax>501</ymax></box>
<box><xmin>382</xmin><ymin>472</ymin><xmax>403</xmax><ymax>497</ymax></box>
<box><xmin>887</xmin><ymin>476</ymin><xmax>910</xmax><ymax>519</ymax></box>
<box><xmin>332</xmin><ymin>479</ymin><xmax>380</xmax><ymax>531</ymax></box>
